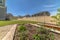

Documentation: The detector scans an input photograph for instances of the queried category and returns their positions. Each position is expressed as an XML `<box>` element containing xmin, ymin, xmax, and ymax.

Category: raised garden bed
<box><xmin>13</xmin><ymin>24</ymin><xmax>60</xmax><ymax>40</ymax></box>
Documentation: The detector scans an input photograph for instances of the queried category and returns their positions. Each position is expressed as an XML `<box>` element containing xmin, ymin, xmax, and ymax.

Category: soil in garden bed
<box><xmin>14</xmin><ymin>24</ymin><xmax>60</xmax><ymax>40</ymax></box>
<box><xmin>14</xmin><ymin>24</ymin><xmax>37</xmax><ymax>40</ymax></box>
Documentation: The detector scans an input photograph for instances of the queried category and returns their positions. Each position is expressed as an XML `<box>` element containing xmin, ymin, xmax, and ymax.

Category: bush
<box><xmin>33</xmin><ymin>34</ymin><xmax>41</xmax><ymax>40</ymax></box>
<box><xmin>33</xmin><ymin>34</ymin><xmax>54</xmax><ymax>40</ymax></box>
<box><xmin>5</xmin><ymin>18</ymin><xmax>10</xmax><ymax>21</ymax></box>
<box><xmin>20</xmin><ymin>32</ymin><xmax>28</xmax><ymax>40</ymax></box>
<box><xmin>51</xmin><ymin>8</ymin><xmax>60</xmax><ymax>26</ymax></box>
<box><xmin>18</xmin><ymin>25</ymin><xmax>26</xmax><ymax>32</ymax></box>
<box><xmin>47</xmin><ymin>33</ymin><xmax>55</xmax><ymax>40</ymax></box>
<box><xmin>36</xmin><ymin>27</ymin><xmax>50</xmax><ymax>35</ymax></box>
<box><xmin>33</xmin><ymin>27</ymin><xmax>54</xmax><ymax>40</ymax></box>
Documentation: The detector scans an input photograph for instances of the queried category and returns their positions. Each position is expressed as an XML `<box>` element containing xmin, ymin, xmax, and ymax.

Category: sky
<box><xmin>6</xmin><ymin>0</ymin><xmax>60</xmax><ymax>16</ymax></box>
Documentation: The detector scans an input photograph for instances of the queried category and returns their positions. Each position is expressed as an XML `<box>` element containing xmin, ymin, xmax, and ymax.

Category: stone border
<box><xmin>2</xmin><ymin>24</ymin><xmax>17</xmax><ymax>40</ymax></box>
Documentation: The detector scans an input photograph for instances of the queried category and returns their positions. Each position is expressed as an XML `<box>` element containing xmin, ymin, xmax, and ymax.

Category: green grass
<box><xmin>0</xmin><ymin>20</ymin><xmax>38</xmax><ymax>26</ymax></box>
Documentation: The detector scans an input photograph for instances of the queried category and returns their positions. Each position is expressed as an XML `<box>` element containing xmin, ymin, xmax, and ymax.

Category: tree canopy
<box><xmin>52</xmin><ymin>8</ymin><xmax>60</xmax><ymax>25</ymax></box>
<box><xmin>32</xmin><ymin>11</ymin><xmax>50</xmax><ymax>17</ymax></box>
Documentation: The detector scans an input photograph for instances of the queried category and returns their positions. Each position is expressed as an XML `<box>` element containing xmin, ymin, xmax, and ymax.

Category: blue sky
<box><xmin>6</xmin><ymin>0</ymin><xmax>60</xmax><ymax>16</ymax></box>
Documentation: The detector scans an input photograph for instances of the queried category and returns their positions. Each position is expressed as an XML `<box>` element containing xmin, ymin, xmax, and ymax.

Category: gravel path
<box><xmin>0</xmin><ymin>25</ymin><xmax>16</xmax><ymax>40</ymax></box>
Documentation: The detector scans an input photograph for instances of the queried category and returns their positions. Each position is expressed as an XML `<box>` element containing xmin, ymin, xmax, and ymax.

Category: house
<box><xmin>0</xmin><ymin>0</ymin><xmax>7</xmax><ymax>20</ymax></box>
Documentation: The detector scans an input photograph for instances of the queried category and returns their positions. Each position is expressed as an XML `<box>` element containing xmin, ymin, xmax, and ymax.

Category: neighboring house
<box><xmin>0</xmin><ymin>0</ymin><xmax>7</xmax><ymax>20</ymax></box>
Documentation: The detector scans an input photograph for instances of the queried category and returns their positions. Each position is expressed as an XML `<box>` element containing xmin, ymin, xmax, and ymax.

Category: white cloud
<box><xmin>43</xmin><ymin>4</ymin><xmax>57</xmax><ymax>8</ymax></box>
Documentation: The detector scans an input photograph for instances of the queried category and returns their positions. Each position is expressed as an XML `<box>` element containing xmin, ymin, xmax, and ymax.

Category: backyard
<box><xmin>0</xmin><ymin>0</ymin><xmax>60</xmax><ymax>40</ymax></box>
<box><xmin>0</xmin><ymin>18</ymin><xmax>60</xmax><ymax>40</ymax></box>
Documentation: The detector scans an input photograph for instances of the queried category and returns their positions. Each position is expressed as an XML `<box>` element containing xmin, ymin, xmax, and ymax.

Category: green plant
<box><xmin>51</xmin><ymin>34</ymin><xmax>55</xmax><ymax>40</ymax></box>
<box><xmin>47</xmin><ymin>33</ymin><xmax>55</xmax><ymax>40</ymax></box>
<box><xmin>33</xmin><ymin>34</ymin><xmax>47</xmax><ymax>40</ymax></box>
<box><xmin>20</xmin><ymin>32</ymin><xmax>28</xmax><ymax>40</ymax></box>
<box><xmin>33</xmin><ymin>34</ymin><xmax>40</xmax><ymax>40</ymax></box>
<box><xmin>36</xmin><ymin>27</ymin><xmax>50</xmax><ymax>35</ymax></box>
<box><xmin>18</xmin><ymin>25</ymin><xmax>26</xmax><ymax>32</ymax></box>
<box><xmin>33</xmin><ymin>27</ymin><xmax>55</xmax><ymax>40</ymax></box>
<box><xmin>51</xmin><ymin>8</ymin><xmax>60</xmax><ymax>26</ymax></box>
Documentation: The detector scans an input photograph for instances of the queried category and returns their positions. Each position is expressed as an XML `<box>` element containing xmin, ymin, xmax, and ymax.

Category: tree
<box><xmin>52</xmin><ymin>8</ymin><xmax>60</xmax><ymax>25</ymax></box>
<box><xmin>18</xmin><ymin>15</ymin><xmax>23</xmax><ymax>18</ymax></box>
<box><xmin>43</xmin><ymin>11</ymin><xmax>50</xmax><ymax>16</ymax></box>
<box><xmin>32</xmin><ymin>11</ymin><xmax>50</xmax><ymax>17</ymax></box>
<box><xmin>24</xmin><ymin>14</ymin><xmax>31</xmax><ymax>17</ymax></box>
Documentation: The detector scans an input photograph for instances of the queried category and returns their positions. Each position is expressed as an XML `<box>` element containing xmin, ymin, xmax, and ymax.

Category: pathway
<box><xmin>0</xmin><ymin>24</ymin><xmax>17</xmax><ymax>40</ymax></box>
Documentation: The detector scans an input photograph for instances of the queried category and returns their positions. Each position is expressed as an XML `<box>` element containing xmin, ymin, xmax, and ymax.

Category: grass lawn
<box><xmin>0</xmin><ymin>20</ymin><xmax>38</xmax><ymax>26</ymax></box>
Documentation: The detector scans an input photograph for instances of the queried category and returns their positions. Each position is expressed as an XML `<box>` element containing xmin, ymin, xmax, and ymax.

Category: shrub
<box><xmin>36</xmin><ymin>27</ymin><xmax>50</xmax><ymax>35</ymax></box>
<box><xmin>33</xmin><ymin>27</ymin><xmax>54</xmax><ymax>40</ymax></box>
<box><xmin>51</xmin><ymin>8</ymin><xmax>60</xmax><ymax>26</ymax></box>
<box><xmin>20</xmin><ymin>32</ymin><xmax>28</xmax><ymax>40</ymax></box>
<box><xmin>5</xmin><ymin>18</ymin><xmax>10</xmax><ymax>21</ymax></box>
<box><xmin>18</xmin><ymin>25</ymin><xmax>26</xmax><ymax>32</ymax></box>
<box><xmin>47</xmin><ymin>33</ymin><xmax>54</xmax><ymax>40</ymax></box>
<box><xmin>33</xmin><ymin>34</ymin><xmax>48</xmax><ymax>40</ymax></box>
<box><xmin>33</xmin><ymin>34</ymin><xmax>40</xmax><ymax>40</ymax></box>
